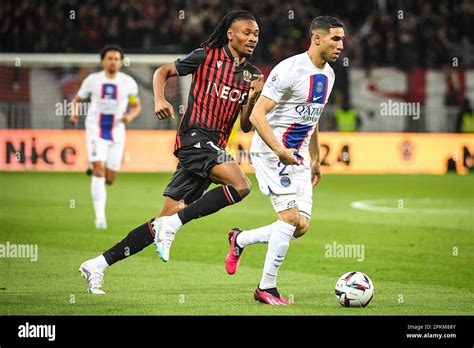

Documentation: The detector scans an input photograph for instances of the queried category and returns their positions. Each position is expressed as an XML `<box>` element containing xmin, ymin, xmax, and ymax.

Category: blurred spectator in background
<box><xmin>0</xmin><ymin>0</ymin><xmax>472</xmax><ymax>68</ymax></box>
<box><xmin>456</xmin><ymin>98</ymin><xmax>474</xmax><ymax>133</ymax></box>
<box><xmin>335</xmin><ymin>101</ymin><xmax>361</xmax><ymax>132</ymax></box>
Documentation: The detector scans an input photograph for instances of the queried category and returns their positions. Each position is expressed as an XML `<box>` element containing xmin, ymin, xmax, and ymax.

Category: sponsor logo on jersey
<box><xmin>206</xmin><ymin>82</ymin><xmax>248</xmax><ymax>103</ymax></box>
<box><xmin>294</xmin><ymin>104</ymin><xmax>323</xmax><ymax>122</ymax></box>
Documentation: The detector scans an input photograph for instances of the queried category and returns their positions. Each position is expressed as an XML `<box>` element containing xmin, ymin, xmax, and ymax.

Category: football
<box><xmin>335</xmin><ymin>271</ymin><xmax>374</xmax><ymax>307</ymax></box>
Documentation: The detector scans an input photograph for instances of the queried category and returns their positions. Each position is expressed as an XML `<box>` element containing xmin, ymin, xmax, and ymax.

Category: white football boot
<box><xmin>79</xmin><ymin>260</ymin><xmax>105</xmax><ymax>294</ymax></box>
<box><xmin>152</xmin><ymin>217</ymin><xmax>176</xmax><ymax>262</ymax></box>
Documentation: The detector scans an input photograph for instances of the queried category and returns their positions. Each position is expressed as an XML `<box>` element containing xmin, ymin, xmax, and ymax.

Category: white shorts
<box><xmin>86</xmin><ymin>135</ymin><xmax>125</xmax><ymax>172</ymax></box>
<box><xmin>251</xmin><ymin>153</ymin><xmax>313</xmax><ymax>219</ymax></box>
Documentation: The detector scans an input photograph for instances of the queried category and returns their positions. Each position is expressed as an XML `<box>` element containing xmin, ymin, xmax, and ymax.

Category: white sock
<box><xmin>165</xmin><ymin>213</ymin><xmax>183</xmax><ymax>233</ymax></box>
<box><xmin>91</xmin><ymin>176</ymin><xmax>106</xmax><ymax>221</ymax></box>
<box><xmin>259</xmin><ymin>220</ymin><xmax>296</xmax><ymax>290</ymax></box>
<box><xmin>92</xmin><ymin>254</ymin><xmax>109</xmax><ymax>272</ymax></box>
<box><xmin>236</xmin><ymin>224</ymin><xmax>273</xmax><ymax>247</ymax></box>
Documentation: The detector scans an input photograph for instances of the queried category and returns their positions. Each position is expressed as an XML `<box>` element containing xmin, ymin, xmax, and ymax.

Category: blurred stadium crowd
<box><xmin>1</xmin><ymin>0</ymin><xmax>473</xmax><ymax>68</ymax></box>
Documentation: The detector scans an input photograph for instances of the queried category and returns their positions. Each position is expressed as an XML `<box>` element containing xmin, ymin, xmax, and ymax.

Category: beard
<box><xmin>238</xmin><ymin>50</ymin><xmax>252</xmax><ymax>59</ymax></box>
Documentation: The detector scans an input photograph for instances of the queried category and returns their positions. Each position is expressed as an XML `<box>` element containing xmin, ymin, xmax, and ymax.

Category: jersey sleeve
<box><xmin>175</xmin><ymin>48</ymin><xmax>207</xmax><ymax>76</ymax></box>
<box><xmin>77</xmin><ymin>75</ymin><xmax>93</xmax><ymax>99</ymax></box>
<box><xmin>261</xmin><ymin>60</ymin><xmax>294</xmax><ymax>103</ymax></box>
<box><xmin>128</xmin><ymin>77</ymin><xmax>139</xmax><ymax>96</ymax></box>
<box><xmin>127</xmin><ymin>78</ymin><xmax>139</xmax><ymax>105</ymax></box>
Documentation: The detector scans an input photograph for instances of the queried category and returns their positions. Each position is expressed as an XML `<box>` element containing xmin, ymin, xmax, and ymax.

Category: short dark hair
<box><xmin>100</xmin><ymin>45</ymin><xmax>124</xmax><ymax>60</ymax></box>
<box><xmin>309</xmin><ymin>16</ymin><xmax>344</xmax><ymax>36</ymax></box>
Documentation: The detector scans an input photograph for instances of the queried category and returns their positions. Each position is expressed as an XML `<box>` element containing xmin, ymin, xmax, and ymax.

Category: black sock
<box><xmin>258</xmin><ymin>285</ymin><xmax>280</xmax><ymax>298</ymax></box>
<box><xmin>177</xmin><ymin>185</ymin><xmax>242</xmax><ymax>224</ymax></box>
<box><xmin>103</xmin><ymin>218</ymin><xmax>155</xmax><ymax>266</ymax></box>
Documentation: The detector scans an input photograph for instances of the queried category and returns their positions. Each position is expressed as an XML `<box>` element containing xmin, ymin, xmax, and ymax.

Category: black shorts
<box><xmin>163</xmin><ymin>130</ymin><xmax>234</xmax><ymax>204</ymax></box>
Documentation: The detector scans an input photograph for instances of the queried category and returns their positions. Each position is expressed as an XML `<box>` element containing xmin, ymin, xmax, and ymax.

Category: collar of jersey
<box><xmin>223</xmin><ymin>45</ymin><xmax>247</xmax><ymax>67</ymax></box>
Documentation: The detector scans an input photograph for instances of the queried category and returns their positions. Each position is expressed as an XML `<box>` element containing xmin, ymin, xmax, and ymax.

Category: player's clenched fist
<box><xmin>69</xmin><ymin>114</ymin><xmax>79</xmax><ymax>125</ymax></box>
<box><xmin>311</xmin><ymin>161</ymin><xmax>322</xmax><ymax>187</ymax></box>
<box><xmin>249</xmin><ymin>74</ymin><xmax>264</xmax><ymax>101</ymax></box>
<box><xmin>154</xmin><ymin>99</ymin><xmax>174</xmax><ymax>120</ymax></box>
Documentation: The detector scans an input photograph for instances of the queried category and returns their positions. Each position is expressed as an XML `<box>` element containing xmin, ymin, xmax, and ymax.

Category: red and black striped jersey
<box><xmin>174</xmin><ymin>45</ymin><xmax>262</xmax><ymax>151</ymax></box>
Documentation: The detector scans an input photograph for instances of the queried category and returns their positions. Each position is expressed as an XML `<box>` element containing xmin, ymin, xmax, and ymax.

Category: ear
<box><xmin>313</xmin><ymin>33</ymin><xmax>322</xmax><ymax>46</ymax></box>
<box><xmin>227</xmin><ymin>28</ymin><xmax>233</xmax><ymax>41</ymax></box>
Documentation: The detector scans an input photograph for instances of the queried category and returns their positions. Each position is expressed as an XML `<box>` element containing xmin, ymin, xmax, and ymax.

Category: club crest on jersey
<box><xmin>280</xmin><ymin>176</ymin><xmax>291</xmax><ymax>187</ymax></box>
<box><xmin>267</xmin><ymin>74</ymin><xmax>279</xmax><ymax>88</ymax></box>
<box><xmin>242</xmin><ymin>70</ymin><xmax>252</xmax><ymax>82</ymax></box>
<box><xmin>101</xmin><ymin>83</ymin><xmax>117</xmax><ymax>99</ymax></box>
<box><xmin>307</xmin><ymin>74</ymin><xmax>328</xmax><ymax>104</ymax></box>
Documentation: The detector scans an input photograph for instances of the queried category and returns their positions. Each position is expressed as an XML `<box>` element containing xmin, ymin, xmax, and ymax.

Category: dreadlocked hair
<box><xmin>201</xmin><ymin>10</ymin><xmax>256</xmax><ymax>49</ymax></box>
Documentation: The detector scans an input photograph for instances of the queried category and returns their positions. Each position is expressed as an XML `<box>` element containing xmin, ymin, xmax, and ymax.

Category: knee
<box><xmin>234</xmin><ymin>178</ymin><xmax>251</xmax><ymax>198</ymax></box>
<box><xmin>92</xmin><ymin>164</ymin><xmax>105</xmax><ymax>177</ymax></box>
<box><xmin>294</xmin><ymin>218</ymin><xmax>310</xmax><ymax>238</ymax></box>
<box><xmin>280</xmin><ymin>208</ymin><xmax>300</xmax><ymax>227</ymax></box>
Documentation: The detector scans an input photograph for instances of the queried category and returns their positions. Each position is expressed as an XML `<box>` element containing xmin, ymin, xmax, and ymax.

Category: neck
<box><xmin>307</xmin><ymin>48</ymin><xmax>326</xmax><ymax>69</ymax></box>
<box><xmin>227</xmin><ymin>43</ymin><xmax>246</xmax><ymax>64</ymax></box>
<box><xmin>104</xmin><ymin>70</ymin><xmax>117</xmax><ymax>79</ymax></box>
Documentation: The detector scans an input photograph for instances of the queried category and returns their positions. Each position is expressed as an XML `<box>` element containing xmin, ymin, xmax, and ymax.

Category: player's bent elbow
<box><xmin>249</xmin><ymin>112</ymin><xmax>256</xmax><ymax>125</ymax></box>
<box><xmin>241</xmin><ymin>123</ymin><xmax>252</xmax><ymax>133</ymax></box>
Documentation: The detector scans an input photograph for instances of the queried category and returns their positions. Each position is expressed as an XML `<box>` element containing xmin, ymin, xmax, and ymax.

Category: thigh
<box><xmin>87</xmin><ymin>136</ymin><xmax>107</xmax><ymax>164</ymax></box>
<box><xmin>208</xmin><ymin>161</ymin><xmax>248</xmax><ymax>187</ymax></box>
<box><xmin>294</xmin><ymin>164</ymin><xmax>313</xmax><ymax>219</ymax></box>
<box><xmin>106</xmin><ymin>141</ymin><xmax>125</xmax><ymax>172</ymax></box>
<box><xmin>163</xmin><ymin>163</ymin><xmax>212</xmax><ymax>205</ymax></box>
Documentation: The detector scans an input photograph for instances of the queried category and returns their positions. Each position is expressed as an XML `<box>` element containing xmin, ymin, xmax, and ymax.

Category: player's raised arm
<box><xmin>153</xmin><ymin>62</ymin><xmax>178</xmax><ymax>120</ymax></box>
<box><xmin>249</xmin><ymin>95</ymin><xmax>300</xmax><ymax>165</ymax></box>
<box><xmin>240</xmin><ymin>74</ymin><xmax>264</xmax><ymax>132</ymax></box>
<box><xmin>309</xmin><ymin>124</ymin><xmax>322</xmax><ymax>187</ymax></box>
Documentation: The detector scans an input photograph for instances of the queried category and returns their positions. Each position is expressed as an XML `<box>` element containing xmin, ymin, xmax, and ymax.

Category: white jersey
<box><xmin>78</xmin><ymin>71</ymin><xmax>139</xmax><ymax>142</ymax></box>
<box><xmin>250</xmin><ymin>52</ymin><xmax>335</xmax><ymax>161</ymax></box>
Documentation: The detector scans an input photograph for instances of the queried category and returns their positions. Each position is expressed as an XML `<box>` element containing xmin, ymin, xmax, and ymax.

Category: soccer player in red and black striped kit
<box><xmin>79</xmin><ymin>10</ymin><xmax>264</xmax><ymax>294</ymax></box>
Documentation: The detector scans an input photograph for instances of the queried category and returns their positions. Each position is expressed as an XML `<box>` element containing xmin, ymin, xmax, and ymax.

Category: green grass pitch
<box><xmin>0</xmin><ymin>171</ymin><xmax>472</xmax><ymax>315</ymax></box>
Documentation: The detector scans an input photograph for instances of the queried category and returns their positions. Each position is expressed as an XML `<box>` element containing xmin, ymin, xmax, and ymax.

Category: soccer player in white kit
<box><xmin>69</xmin><ymin>45</ymin><xmax>141</xmax><ymax>229</ymax></box>
<box><xmin>225</xmin><ymin>16</ymin><xmax>345</xmax><ymax>305</ymax></box>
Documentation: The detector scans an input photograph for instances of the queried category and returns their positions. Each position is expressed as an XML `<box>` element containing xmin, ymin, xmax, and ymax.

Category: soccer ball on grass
<box><xmin>335</xmin><ymin>271</ymin><xmax>374</xmax><ymax>307</ymax></box>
